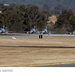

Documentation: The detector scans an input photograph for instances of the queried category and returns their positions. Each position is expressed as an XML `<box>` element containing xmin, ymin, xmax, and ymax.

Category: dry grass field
<box><xmin>0</xmin><ymin>36</ymin><xmax>75</xmax><ymax>67</ymax></box>
<box><xmin>0</xmin><ymin>36</ymin><xmax>75</xmax><ymax>46</ymax></box>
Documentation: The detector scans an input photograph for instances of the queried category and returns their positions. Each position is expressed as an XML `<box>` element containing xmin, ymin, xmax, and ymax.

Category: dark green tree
<box><xmin>55</xmin><ymin>9</ymin><xmax>74</xmax><ymax>32</ymax></box>
<box><xmin>0</xmin><ymin>4</ymin><xmax>51</xmax><ymax>32</ymax></box>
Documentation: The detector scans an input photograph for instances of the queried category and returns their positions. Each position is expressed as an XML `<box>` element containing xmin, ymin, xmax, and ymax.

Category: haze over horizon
<box><xmin>0</xmin><ymin>0</ymin><xmax>75</xmax><ymax>11</ymax></box>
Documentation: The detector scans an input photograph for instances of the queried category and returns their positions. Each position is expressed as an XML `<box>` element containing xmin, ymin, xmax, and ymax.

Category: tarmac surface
<box><xmin>0</xmin><ymin>33</ymin><xmax>75</xmax><ymax>37</ymax></box>
<box><xmin>47</xmin><ymin>64</ymin><xmax>75</xmax><ymax>67</ymax></box>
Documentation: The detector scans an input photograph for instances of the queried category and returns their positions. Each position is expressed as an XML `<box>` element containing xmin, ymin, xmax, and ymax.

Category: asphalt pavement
<box><xmin>0</xmin><ymin>33</ymin><xmax>75</xmax><ymax>36</ymax></box>
<box><xmin>46</xmin><ymin>64</ymin><xmax>75</xmax><ymax>67</ymax></box>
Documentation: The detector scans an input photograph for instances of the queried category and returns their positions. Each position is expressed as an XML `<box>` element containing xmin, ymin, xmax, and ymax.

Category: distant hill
<box><xmin>0</xmin><ymin>0</ymin><xmax>75</xmax><ymax>11</ymax></box>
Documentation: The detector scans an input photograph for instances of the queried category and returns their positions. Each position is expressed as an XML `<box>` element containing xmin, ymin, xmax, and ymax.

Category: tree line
<box><xmin>54</xmin><ymin>9</ymin><xmax>75</xmax><ymax>33</ymax></box>
<box><xmin>0</xmin><ymin>3</ymin><xmax>75</xmax><ymax>33</ymax></box>
<box><xmin>0</xmin><ymin>4</ymin><xmax>51</xmax><ymax>32</ymax></box>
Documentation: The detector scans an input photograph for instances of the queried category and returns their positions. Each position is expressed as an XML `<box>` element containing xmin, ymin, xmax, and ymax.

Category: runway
<box><xmin>49</xmin><ymin>64</ymin><xmax>75</xmax><ymax>67</ymax></box>
<box><xmin>43</xmin><ymin>64</ymin><xmax>75</xmax><ymax>67</ymax></box>
<box><xmin>0</xmin><ymin>33</ymin><xmax>75</xmax><ymax>37</ymax></box>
